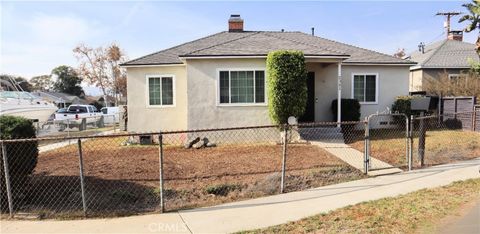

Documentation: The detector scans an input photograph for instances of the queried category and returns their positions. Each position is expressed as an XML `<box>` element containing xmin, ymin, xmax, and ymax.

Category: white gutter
<box><xmin>344</xmin><ymin>63</ymin><xmax>416</xmax><ymax>66</ymax></box>
<box><xmin>120</xmin><ymin>63</ymin><xmax>186</xmax><ymax>68</ymax></box>
<box><xmin>179</xmin><ymin>55</ymin><xmax>350</xmax><ymax>60</ymax></box>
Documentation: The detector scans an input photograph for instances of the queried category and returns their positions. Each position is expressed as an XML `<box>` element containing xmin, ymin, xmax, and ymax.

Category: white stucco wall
<box><xmin>126</xmin><ymin>65</ymin><xmax>188</xmax><ymax>132</ymax></box>
<box><xmin>126</xmin><ymin>59</ymin><xmax>410</xmax><ymax>132</ymax></box>
<box><xmin>186</xmin><ymin>58</ymin><xmax>271</xmax><ymax>129</ymax></box>
<box><xmin>341</xmin><ymin>65</ymin><xmax>410</xmax><ymax>120</ymax></box>
<box><xmin>306</xmin><ymin>64</ymin><xmax>410</xmax><ymax>121</ymax></box>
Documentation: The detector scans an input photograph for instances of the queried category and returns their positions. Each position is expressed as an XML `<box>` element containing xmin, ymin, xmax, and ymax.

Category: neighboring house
<box><xmin>121</xmin><ymin>15</ymin><xmax>415</xmax><ymax>132</ymax></box>
<box><xmin>409</xmin><ymin>31</ymin><xmax>479</xmax><ymax>92</ymax></box>
<box><xmin>33</xmin><ymin>91</ymin><xmax>88</xmax><ymax>108</ymax></box>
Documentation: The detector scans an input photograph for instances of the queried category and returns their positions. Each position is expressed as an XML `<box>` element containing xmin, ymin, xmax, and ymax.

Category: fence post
<box><xmin>280</xmin><ymin>124</ymin><xmax>288</xmax><ymax>193</ymax></box>
<box><xmin>1</xmin><ymin>142</ymin><xmax>14</xmax><ymax>218</ymax></box>
<box><xmin>472</xmin><ymin>110</ymin><xmax>475</xmax><ymax>131</ymax></box>
<box><xmin>363</xmin><ymin>119</ymin><xmax>369</xmax><ymax>175</ymax></box>
<box><xmin>474</xmin><ymin>107</ymin><xmax>478</xmax><ymax>131</ymax></box>
<box><xmin>113</xmin><ymin>115</ymin><xmax>117</xmax><ymax>133</ymax></box>
<box><xmin>418</xmin><ymin>112</ymin><xmax>426</xmax><ymax>167</ymax></box>
<box><xmin>158</xmin><ymin>133</ymin><xmax>165</xmax><ymax>213</ymax></box>
<box><xmin>77</xmin><ymin>139</ymin><xmax>87</xmax><ymax>217</ymax></box>
<box><xmin>409</xmin><ymin>116</ymin><xmax>414</xmax><ymax>171</ymax></box>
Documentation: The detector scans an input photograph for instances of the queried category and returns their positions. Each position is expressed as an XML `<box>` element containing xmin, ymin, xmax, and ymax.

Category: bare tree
<box><xmin>73</xmin><ymin>43</ymin><xmax>127</xmax><ymax>106</ymax></box>
<box><xmin>424</xmin><ymin>71</ymin><xmax>480</xmax><ymax>99</ymax></box>
<box><xmin>106</xmin><ymin>43</ymin><xmax>127</xmax><ymax>105</ymax></box>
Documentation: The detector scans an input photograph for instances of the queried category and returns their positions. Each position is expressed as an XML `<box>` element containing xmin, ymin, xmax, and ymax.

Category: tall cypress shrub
<box><xmin>266</xmin><ymin>50</ymin><xmax>308</xmax><ymax>124</ymax></box>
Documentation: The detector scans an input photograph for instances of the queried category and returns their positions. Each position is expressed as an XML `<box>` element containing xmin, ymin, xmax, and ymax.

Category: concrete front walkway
<box><xmin>2</xmin><ymin>159</ymin><xmax>479</xmax><ymax>234</ymax></box>
<box><xmin>311</xmin><ymin>140</ymin><xmax>403</xmax><ymax>176</ymax></box>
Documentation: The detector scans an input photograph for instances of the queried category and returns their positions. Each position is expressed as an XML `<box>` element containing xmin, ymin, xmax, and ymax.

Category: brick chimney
<box><xmin>228</xmin><ymin>14</ymin><xmax>243</xmax><ymax>32</ymax></box>
<box><xmin>447</xmin><ymin>30</ymin><xmax>463</xmax><ymax>41</ymax></box>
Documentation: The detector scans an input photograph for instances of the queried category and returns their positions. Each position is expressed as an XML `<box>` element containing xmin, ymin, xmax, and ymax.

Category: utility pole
<box><xmin>436</xmin><ymin>12</ymin><xmax>461</xmax><ymax>35</ymax></box>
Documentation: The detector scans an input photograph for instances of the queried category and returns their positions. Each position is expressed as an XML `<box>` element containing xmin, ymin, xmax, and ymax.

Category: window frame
<box><xmin>448</xmin><ymin>73</ymin><xmax>467</xmax><ymax>80</ymax></box>
<box><xmin>351</xmin><ymin>73</ymin><xmax>379</xmax><ymax>105</ymax></box>
<box><xmin>216</xmin><ymin>68</ymin><xmax>267</xmax><ymax>107</ymax></box>
<box><xmin>145</xmin><ymin>74</ymin><xmax>176</xmax><ymax>108</ymax></box>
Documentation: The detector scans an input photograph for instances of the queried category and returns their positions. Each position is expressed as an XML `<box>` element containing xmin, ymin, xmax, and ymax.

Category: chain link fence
<box><xmin>366</xmin><ymin>114</ymin><xmax>410</xmax><ymax>171</ymax></box>
<box><xmin>411</xmin><ymin>111</ymin><xmax>480</xmax><ymax>168</ymax></box>
<box><xmin>34</xmin><ymin>114</ymin><xmax>120</xmax><ymax>138</ymax></box>
<box><xmin>1</xmin><ymin>114</ymin><xmax>478</xmax><ymax>219</ymax></box>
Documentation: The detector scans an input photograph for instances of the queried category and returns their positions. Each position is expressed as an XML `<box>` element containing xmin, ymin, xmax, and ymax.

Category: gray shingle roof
<box><xmin>123</xmin><ymin>31</ymin><xmax>415</xmax><ymax>66</ymax></box>
<box><xmin>409</xmin><ymin>40</ymin><xmax>479</xmax><ymax>69</ymax></box>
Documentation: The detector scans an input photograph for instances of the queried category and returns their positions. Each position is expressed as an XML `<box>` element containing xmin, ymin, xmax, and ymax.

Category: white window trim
<box><xmin>215</xmin><ymin>68</ymin><xmax>268</xmax><ymax>107</ymax></box>
<box><xmin>145</xmin><ymin>74</ymin><xmax>176</xmax><ymax>108</ymax></box>
<box><xmin>351</xmin><ymin>73</ymin><xmax>379</xmax><ymax>105</ymax></box>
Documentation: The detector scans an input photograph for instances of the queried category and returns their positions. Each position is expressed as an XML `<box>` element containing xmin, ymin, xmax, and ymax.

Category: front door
<box><xmin>299</xmin><ymin>72</ymin><xmax>315</xmax><ymax>123</ymax></box>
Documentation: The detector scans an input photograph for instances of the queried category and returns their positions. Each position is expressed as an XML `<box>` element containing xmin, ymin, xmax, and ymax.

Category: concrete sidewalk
<box><xmin>2</xmin><ymin>159</ymin><xmax>479</xmax><ymax>234</ymax></box>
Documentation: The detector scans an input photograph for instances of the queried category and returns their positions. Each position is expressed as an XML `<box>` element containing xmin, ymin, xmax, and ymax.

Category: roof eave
<box><xmin>120</xmin><ymin>63</ymin><xmax>185</xmax><ymax>68</ymax></box>
<box><xmin>410</xmin><ymin>65</ymin><xmax>472</xmax><ymax>70</ymax></box>
<box><xmin>178</xmin><ymin>54</ymin><xmax>350</xmax><ymax>59</ymax></box>
<box><xmin>344</xmin><ymin>61</ymin><xmax>417</xmax><ymax>66</ymax></box>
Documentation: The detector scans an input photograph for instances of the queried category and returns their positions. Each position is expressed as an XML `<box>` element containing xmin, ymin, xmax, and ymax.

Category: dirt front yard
<box><xmin>21</xmin><ymin>137</ymin><xmax>364</xmax><ymax>218</ymax></box>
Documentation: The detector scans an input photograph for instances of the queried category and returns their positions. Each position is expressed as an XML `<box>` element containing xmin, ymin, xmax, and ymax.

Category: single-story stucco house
<box><xmin>121</xmin><ymin>15</ymin><xmax>415</xmax><ymax>132</ymax></box>
<box><xmin>409</xmin><ymin>31</ymin><xmax>479</xmax><ymax>92</ymax></box>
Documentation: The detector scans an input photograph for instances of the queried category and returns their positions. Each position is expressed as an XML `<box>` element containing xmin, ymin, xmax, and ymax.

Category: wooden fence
<box><xmin>440</xmin><ymin>96</ymin><xmax>477</xmax><ymax>131</ymax></box>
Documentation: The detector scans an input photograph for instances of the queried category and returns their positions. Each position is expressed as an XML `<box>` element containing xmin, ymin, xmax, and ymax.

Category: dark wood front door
<box><xmin>299</xmin><ymin>72</ymin><xmax>315</xmax><ymax>123</ymax></box>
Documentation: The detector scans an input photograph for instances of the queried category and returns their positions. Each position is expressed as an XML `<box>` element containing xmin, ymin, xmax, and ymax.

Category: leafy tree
<box><xmin>51</xmin><ymin>65</ymin><xmax>84</xmax><ymax>96</ymax></box>
<box><xmin>30</xmin><ymin>75</ymin><xmax>52</xmax><ymax>91</ymax></box>
<box><xmin>0</xmin><ymin>74</ymin><xmax>32</xmax><ymax>92</ymax></box>
<box><xmin>459</xmin><ymin>0</ymin><xmax>480</xmax><ymax>54</ymax></box>
<box><xmin>266</xmin><ymin>50</ymin><xmax>307</xmax><ymax>124</ymax></box>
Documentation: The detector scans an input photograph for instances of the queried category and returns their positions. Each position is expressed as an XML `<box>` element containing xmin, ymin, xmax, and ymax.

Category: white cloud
<box><xmin>27</xmin><ymin>14</ymin><xmax>95</xmax><ymax>45</ymax></box>
<box><xmin>1</xmin><ymin>12</ymin><xmax>105</xmax><ymax>78</ymax></box>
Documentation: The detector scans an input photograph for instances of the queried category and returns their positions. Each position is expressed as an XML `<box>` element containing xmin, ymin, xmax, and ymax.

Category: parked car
<box><xmin>54</xmin><ymin>104</ymin><xmax>102</xmax><ymax>131</ymax></box>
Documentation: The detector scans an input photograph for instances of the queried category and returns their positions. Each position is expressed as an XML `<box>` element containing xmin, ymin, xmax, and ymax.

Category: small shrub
<box><xmin>0</xmin><ymin>115</ymin><xmax>38</xmax><ymax>211</ymax></box>
<box><xmin>205</xmin><ymin>184</ymin><xmax>240</xmax><ymax>196</ymax></box>
<box><xmin>331</xmin><ymin>99</ymin><xmax>361</xmax><ymax>121</ymax></box>
<box><xmin>391</xmin><ymin>96</ymin><xmax>423</xmax><ymax>118</ymax></box>
<box><xmin>267</xmin><ymin>50</ymin><xmax>308</xmax><ymax>124</ymax></box>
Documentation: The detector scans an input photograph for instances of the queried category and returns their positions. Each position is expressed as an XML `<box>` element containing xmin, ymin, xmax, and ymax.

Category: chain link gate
<box><xmin>365</xmin><ymin>113</ymin><xmax>411</xmax><ymax>172</ymax></box>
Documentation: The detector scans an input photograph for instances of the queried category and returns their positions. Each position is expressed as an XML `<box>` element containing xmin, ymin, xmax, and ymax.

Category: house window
<box><xmin>352</xmin><ymin>74</ymin><xmax>377</xmax><ymax>103</ymax></box>
<box><xmin>448</xmin><ymin>74</ymin><xmax>467</xmax><ymax>81</ymax></box>
<box><xmin>147</xmin><ymin>75</ymin><xmax>174</xmax><ymax>106</ymax></box>
<box><xmin>219</xmin><ymin>70</ymin><xmax>265</xmax><ymax>104</ymax></box>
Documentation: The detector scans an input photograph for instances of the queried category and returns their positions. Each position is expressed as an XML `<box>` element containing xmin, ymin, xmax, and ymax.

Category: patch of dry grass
<box><xmin>239</xmin><ymin>178</ymin><xmax>480</xmax><ymax>234</ymax></box>
<box><xmin>350</xmin><ymin>129</ymin><xmax>480</xmax><ymax>167</ymax></box>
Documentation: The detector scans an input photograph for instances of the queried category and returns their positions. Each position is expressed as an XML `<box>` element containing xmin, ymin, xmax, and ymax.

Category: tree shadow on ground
<box><xmin>2</xmin><ymin>175</ymin><xmax>159</xmax><ymax>219</ymax></box>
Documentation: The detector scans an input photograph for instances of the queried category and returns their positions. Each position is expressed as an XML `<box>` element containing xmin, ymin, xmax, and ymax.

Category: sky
<box><xmin>0</xmin><ymin>0</ymin><xmax>477</xmax><ymax>95</ymax></box>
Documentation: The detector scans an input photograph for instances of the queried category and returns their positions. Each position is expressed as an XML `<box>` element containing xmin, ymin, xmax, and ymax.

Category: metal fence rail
<box><xmin>1</xmin><ymin>113</ymin><xmax>478</xmax><ymax>219</ymax></box>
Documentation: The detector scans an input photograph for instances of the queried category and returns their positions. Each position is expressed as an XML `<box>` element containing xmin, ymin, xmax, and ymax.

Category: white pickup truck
<box><xmin>54</xmin><ymin>105</ymin><xmax>102</xmax><ymax>131</ymax></box>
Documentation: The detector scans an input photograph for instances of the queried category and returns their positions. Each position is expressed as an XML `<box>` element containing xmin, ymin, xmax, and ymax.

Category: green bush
<box><xmin>266</xmin><ymin>50</ymin><xmax>307</xmax><ymax>124</ymax></box>
<box><xmin>331</xmin><ymin>99</ymin><xmax>361</xmax><ymax>121</ymax></box>
<box><xmin>0</xmin><ymin>116</ymin><xmax>38</xmax><ymax>211</ymax></box>
<box><xmin>391</xmin><ymin>96</ymin><xmax>424</xmax><ymax>119</ymax></box>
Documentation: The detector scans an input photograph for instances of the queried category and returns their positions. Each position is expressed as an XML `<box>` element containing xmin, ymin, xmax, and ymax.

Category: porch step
<box><xmin>299</xmin><ymin>126</ymin><xmax>344</xmax><ymax>142</ymax></box>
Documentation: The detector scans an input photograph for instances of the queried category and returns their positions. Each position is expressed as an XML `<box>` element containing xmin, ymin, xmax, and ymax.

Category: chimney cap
<box><xmin>229</xmin><ymin>14</ymin><xmax>243</xmax><ymax>22</ymax></box>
